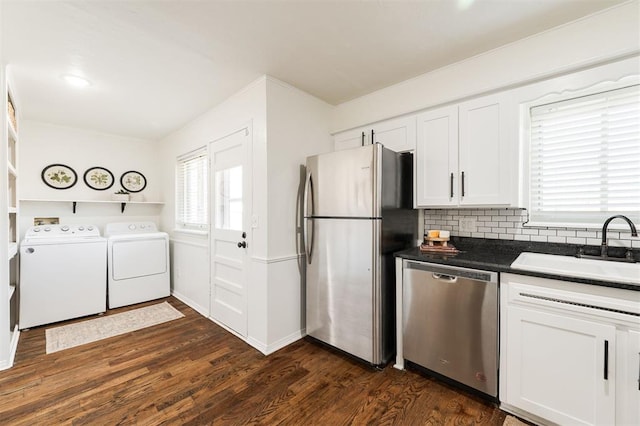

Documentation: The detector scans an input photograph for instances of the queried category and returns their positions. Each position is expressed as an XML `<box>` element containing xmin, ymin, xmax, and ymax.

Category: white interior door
<box><xmin>210</xmin><ymin>128</ymin><xmax>250</xmax><ymax>337</ymax></box>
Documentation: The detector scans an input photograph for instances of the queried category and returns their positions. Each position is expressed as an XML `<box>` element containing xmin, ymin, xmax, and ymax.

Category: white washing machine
<box><xmin>19</xmin><ymin>224</ymin><xmax>107</xmax><ymax>329</ymax></box>
<box><xmin>105</xmin><ymin>222</ymin><xmax>170</xmax><ymax>309</ymax></box>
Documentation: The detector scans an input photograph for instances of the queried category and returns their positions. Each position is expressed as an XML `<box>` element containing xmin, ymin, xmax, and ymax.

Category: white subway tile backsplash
<box><xmin>548</xmin><ymin>236</ymin><xmax>567</xmax><ymax>243</ymax></box>
<box><xmin>577</xmin><ymin>231</ymin><xmax>597</xmax><ymax>238</ymax></box>
<box><xmin>530</xmin><ymin>235</ymin><xmax>548</xmax><ymax>242</ymax></box>
<box><xmin>423</xmin><ymin>208</ymin><xmax>638</xmax><ymax>250</ymax></box>
<box><xmin>566</xmin><ymin>237</ymin><xmax>586</xmax><ymax>245</ymax></box>
<box><xmin>557</xmin><ymin>230</ymin><xmax>576</xmax><ymax>237</ymax></box>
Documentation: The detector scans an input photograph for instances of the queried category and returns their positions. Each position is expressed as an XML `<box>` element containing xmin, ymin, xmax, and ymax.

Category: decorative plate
<box><xmin>83</xmin><ymin>166</ymin><xmax>114</xmax><ymax>191</ymax></box>
<box><xmin>41</xmin><ymin>164</ymin><xmax>77</xmax><ymax>190</ymax></box>
<box><xmin>120</xmin><ymin>170</ymin><xmax>147</xmax><ymax>193</ymax></box>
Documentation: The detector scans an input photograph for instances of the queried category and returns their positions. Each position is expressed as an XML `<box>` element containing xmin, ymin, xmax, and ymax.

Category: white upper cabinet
<box><xmin>415</xmin><ymin>105</ymin><xmax>458</xmax><ymax>206</ymax></box>
<box><xmin>370</xmin><ymin>115</ymin><xmax>416</xmax><ymax>153</ymax></box>
<box><xmin>333</xmin><ymin>127</ymin><xmax>368</xmax><ymax>151</ymax></box>
<box><xmin>415</xmin><ymin>92</ymin><xmax>516</xmax><ymax>208</ymax></box>
<box><xmin>333</xmin><ymin>115</ymin><xmax>416</xmax><ymax>153</ymax></box>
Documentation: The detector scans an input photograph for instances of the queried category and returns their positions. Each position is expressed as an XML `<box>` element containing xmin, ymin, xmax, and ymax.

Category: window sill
<box><xmin>173</xmin><ymin>228</ymin><xmax>209</xmax><ymax>236</ymax></box>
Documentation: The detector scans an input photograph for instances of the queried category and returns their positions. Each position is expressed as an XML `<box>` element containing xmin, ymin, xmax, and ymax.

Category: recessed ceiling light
<box><xmin>457</xmin><ymin>0</ymin><xmax>475</xmax><ymax>10</ymax></box>
<box><xmin>62</xmin><ymin>74</ymin><xmax>91</xmax><ymax>88</ymax></box>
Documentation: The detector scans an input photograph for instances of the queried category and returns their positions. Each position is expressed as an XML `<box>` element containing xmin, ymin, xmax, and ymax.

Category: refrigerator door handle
<box><xmin>303</xmin><ymin>171</ymin><xmax>314</xmax><ymax>263</ymax></box>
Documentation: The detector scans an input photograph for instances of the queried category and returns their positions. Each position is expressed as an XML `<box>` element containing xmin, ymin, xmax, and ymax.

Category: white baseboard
<box><xmin>171</xmin><ymin>290</ymin><xmax>209</xmax><ymax>318</ymax></box>
<box><xmin>247</xmin><ymin>329</ymin><xmax>305</xmax><ymax>355</ymax></box>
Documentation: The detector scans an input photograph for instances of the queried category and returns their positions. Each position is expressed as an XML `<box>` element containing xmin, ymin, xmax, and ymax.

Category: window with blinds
<box><xmin>176</xmin><ymin>147</ymin><xmax>208</xmax><ymax>231</ymax></box>
<box><xmin>528</xmin><ymin>84</ymin><xmax>640</xmax><ymax>226</ymax></box>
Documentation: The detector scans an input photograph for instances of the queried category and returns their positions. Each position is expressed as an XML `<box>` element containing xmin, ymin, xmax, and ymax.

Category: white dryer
<box><xmin>20</xmin><ymin>224</ymin><xmax>107</xmax><ymax>329</ymax></box>
<box><xmin>105</xmin><ymin>222</ymin><xmax>170</xmax><ymax>309</ymax></box>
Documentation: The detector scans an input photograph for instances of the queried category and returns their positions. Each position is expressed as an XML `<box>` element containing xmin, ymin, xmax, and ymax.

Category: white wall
<box><xmin>263</xmin><ymin>77</ymin><xmax>332</xmax><ymax>348</ymax></box>
<box><xmin>18</xmin><ymin>121</ymin><xmax>162</xmax><ymax>238</ymax></box>
<box><xmin>159</xmin><ymin>76</ymin><xmax>333</xmax><ymax>354</ymax></box>
<box><xmin>159</xmin><ymin>76</ymin><xmax>268</xmax><ymax>328</ymax></box>
<box><xmin>331</xmin><ymin>1</ymin><xmax>640</xmax><ymax>133</ymax></box>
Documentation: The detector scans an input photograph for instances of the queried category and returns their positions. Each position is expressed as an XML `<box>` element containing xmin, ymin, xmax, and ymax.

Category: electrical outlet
<box><xmin>459</xmin><ymin>217</ymin><xmax>477</xmax><ymax>232</ymax></box>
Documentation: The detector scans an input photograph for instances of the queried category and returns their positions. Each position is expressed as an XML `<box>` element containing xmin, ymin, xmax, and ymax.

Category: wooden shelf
<box><xmin>7</xmin><ymin>117</ymin><xmax>17</xmax><ymax>142</ymax></box>
<box><xmin>7</xmin><ymin>162</ymin><xmax>17</xmax><ymax>177</ymax></box>
<box><xmin>20</xmin><ymin>199</ymin><xmax>165</xmax><ymax>214</ymax></box>
<box><xmin>8</xmin><ymin>242</ymin><xmax>17</xmax><ymax>260</ymax></box>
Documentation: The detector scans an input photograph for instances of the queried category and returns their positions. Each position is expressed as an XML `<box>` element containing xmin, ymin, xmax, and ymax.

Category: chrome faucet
<box><xmin>601</xmin><ymin>215</ymin><xmax>638</xmax><ymax>258</ymax></box>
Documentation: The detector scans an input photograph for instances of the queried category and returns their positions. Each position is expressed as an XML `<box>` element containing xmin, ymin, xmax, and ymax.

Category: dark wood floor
<box><xmin>0</xmin><ymin>297</ymin><xmax>507</xmax><ymax>425</ymax></box>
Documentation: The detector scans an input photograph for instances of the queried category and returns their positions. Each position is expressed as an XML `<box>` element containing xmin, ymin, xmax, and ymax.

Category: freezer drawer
<box><xmin>403</xmin><ymin>261</ymin><xmax>498</xmax><ymax>397</ymax></box>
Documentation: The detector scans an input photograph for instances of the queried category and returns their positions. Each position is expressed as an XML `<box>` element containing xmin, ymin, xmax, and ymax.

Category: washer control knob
<box><xmin>78</xmin><ymin>226</ymin><xmax>85</xmax><ymax>231</ymax></box>
<box><xmin>61</xmin><ymin>225</ymin><xmax>70</xmax><ymax>232</ymax></box>
<box><xmin>33</xmin><ymin>227</ymin><xmax>41</xmax><ymax>232</ymax></box>
<box><xmin>44</xmin><ymin>227</ymin><xmax>51</xmax><ymax>232</ymax></box>
<box><xmin>87</xmin><ymin>226</ymin><xmax>94</xmax><ymax>231</ymax></box>
<box><xmin>128</xmin><ymin>224</ymin><xmax>136</xmax><ymax>230</ymax></box>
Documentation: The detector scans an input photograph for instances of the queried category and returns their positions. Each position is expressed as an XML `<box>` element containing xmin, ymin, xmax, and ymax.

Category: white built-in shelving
<box><xmin>2</xmin><ymin>69</ymin><xmax>20</xmax><ymax>370</ymax></box>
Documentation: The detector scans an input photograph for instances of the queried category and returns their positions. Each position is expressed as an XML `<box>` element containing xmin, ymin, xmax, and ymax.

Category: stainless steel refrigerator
<box><xmin>303</xmin><ymin>143</ymin><xmax>417</xmax><ymax>366</ymax></box>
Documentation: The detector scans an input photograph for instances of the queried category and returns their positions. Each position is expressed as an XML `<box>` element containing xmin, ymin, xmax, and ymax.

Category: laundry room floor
<box><xmin>0</xmin><ymin>297</ymin><xmax>506</xmax><ymax>425</ymax></box>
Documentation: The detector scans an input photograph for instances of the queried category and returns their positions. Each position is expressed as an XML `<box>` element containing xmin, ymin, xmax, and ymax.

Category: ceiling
<box><xmin>1</xmin><ymin>0</ymin><xmax>628</xmax><ymax>140</ymax></box>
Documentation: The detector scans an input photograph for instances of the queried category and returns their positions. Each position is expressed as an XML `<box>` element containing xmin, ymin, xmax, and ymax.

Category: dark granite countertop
<box><xmin>395</xmin><ymin>237</ymin><xmax>640</xmax><ymax>292</ymax></box>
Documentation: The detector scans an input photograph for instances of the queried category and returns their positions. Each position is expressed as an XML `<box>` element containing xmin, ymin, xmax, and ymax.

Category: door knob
<box><xmin>237</xmin><ymin>241</ymin><xmax>247</xmax><ymax>248</ymax></box>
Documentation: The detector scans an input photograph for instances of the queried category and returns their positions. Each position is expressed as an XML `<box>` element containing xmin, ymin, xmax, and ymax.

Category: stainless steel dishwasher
<box><xmin>403</xmin><ymin>260</ymin><xmax>498</xmax><ymax>398</ymax></box>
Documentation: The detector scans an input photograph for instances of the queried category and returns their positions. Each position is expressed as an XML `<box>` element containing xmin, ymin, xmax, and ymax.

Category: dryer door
<box><xmin>111</xmin><ymin>238</ymin><xmax>167</xmax><ymax>280</ymax></box>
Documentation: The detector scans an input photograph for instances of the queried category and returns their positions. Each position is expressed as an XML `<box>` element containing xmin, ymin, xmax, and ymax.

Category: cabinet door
<box><xmin>458</xmin><ymin>93</ymin><xmax>511</xmax><ymax>205</ymax></box>
<box><xmin>504</xmin><ymin>306</ymin><xmax>616</xmax><ymax>425</ymax></box>
<box><xmin>372</xmin><ymin>115</ymin><xmax>416</xmax><ymax>152</ymax></box>
<box><xmin>415</xmin><ymin>105</ymin><xmax>458</xmax><ymax>207</ymax></box>
<box><xmin>617</xmin><ymin>328</ymin><xmax>640</xmax><ymax>425</ymax></box>
<box><xmin>333</xmin><ymin>127</ymin><xmax>369</xmax><ymax>151</ymax></box>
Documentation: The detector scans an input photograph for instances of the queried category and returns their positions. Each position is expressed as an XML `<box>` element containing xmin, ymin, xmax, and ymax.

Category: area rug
<box><xmin>45</xmin><ymin>301</ymin><xmax>184</xmax><ymax>354</ymax></box>
<box><xmin>503</xmin><ymin>415</ymin><xmax>529</xmax><ymax>426</ymax></box>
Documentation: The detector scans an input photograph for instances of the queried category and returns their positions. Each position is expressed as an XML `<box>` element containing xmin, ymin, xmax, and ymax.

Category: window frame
<box><xmin>175</xmin><ymin>146</ymin><xmax>209</xmax><ymax>234</ymax></box>
<box><xmin>522</xmin><ymin>77</ymin><xmax>640</xmax><ymax>230</ymax></box>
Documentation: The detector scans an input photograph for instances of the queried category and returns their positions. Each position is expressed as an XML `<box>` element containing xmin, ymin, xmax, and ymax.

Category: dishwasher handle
<box><xmin>405</xmin><ymin>260</ymin><xmax>498</xmax><ymax>283</ymax></box>
<box><xmin>432</xmin><ymin>273</ymin><xmax>457</xmax><ymax>283</ymax></box>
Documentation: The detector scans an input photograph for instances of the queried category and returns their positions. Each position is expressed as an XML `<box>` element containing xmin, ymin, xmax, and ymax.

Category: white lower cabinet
<box><xmin>504</xmin><ymin>305</ymin><xmax>616</xmax><ymax>425</ymax></box>
<box><xmin>617</xmin><ymin>328</ymin><xmax>640</xmax><ymax>425</ymax></box>
<box><xmin>500</xmin><ymin>273</ymin><xmax>640</xmax><ymax>425</ymax></box>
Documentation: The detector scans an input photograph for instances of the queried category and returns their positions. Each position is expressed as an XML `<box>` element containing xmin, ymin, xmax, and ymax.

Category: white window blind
<box><xmin>176</xmin><ymin>147</ymin><xmax>208</xmax><ymax>231</ymax></box>
<box><xmin>529</xmin><ymin>84</ymin><xmax>640</xmax><ymax>226</ymax></box>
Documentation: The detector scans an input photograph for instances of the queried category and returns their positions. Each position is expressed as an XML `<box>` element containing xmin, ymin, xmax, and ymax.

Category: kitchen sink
<box><xmin>511</xmin><ymin>252</ymin><xmax>640</xmax><ymax>286</ymax></box>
